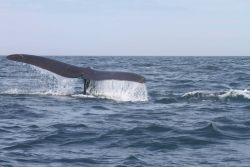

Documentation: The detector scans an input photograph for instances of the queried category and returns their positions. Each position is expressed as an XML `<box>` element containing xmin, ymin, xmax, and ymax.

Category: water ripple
<box><xmin>2</xmin><ymin>56</ymin><xmax>250</xmax><ymax>166</ymax></box>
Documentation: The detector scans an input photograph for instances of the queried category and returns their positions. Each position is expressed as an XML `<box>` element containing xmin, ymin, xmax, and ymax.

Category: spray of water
<box><xmin>87</xmin><ymin>80</ymin><xmax>148</xmax><ymax>101</ymax></box>
<box><xmin>2</xmin><ymin>64</ymin><xmax>148</xmax><ymax>102</ymax></box>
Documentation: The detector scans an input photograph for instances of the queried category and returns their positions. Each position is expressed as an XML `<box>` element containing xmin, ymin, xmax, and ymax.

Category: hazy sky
<box><xmin>0</xmin><ymin>0</ymin><xmax>249</xmax><ymax>56</ymax></box>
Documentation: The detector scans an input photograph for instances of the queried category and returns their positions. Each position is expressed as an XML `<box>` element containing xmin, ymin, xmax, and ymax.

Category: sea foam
<box><xmin>183</xmin><ymin>89</ymin><xmax>250</xmax><ymax>101</ymax></box>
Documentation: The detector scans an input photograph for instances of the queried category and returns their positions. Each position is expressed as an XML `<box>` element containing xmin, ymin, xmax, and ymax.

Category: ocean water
<box><xmin>1</xmin><ymin>56</ymin><xmax>250</xmax><ymax>167</ymax></box>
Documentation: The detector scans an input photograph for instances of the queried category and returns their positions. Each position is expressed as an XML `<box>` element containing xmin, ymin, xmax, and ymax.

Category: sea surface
<box><xmin>1</xmin><ymin>56</ymin><xmax>250</xmax><ymax>167</ymax></box>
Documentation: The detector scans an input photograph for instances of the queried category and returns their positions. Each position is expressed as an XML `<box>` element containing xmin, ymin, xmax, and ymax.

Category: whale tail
<box><xmin>6</xmin><ymin>54</ymin><xmax>145</xmax><ymax>83</ymax></box>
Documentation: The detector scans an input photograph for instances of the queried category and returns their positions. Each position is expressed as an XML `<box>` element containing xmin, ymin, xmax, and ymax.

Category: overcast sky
<box><xmin>0</xmin><ymin>0</ymin><xmax>249</xmax><ymax>56</ymax></box>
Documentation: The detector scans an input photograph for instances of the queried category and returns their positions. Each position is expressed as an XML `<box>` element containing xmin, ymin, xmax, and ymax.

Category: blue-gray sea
<box><xmin>1</xmin><ymin>56</ymin><xmax>250</xmax><ymax>167</ymax></box>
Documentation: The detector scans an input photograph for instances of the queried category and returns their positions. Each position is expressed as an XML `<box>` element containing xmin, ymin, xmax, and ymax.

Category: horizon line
<box><xmin>0</xmin><ymin>54</ymin><xmax>249</xmax><ymax>57</ymax></box>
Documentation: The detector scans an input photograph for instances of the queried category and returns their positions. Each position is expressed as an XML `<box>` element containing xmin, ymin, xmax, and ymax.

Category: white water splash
<box><xmin>87</xmin><ymin>80</ymin><xmax>148</xmax><ymax>102</ymax></box>
<box><xmin>183</xmin><ymin>89</ymin><xmax>250</xmax><ymax>100</ymax></box>
<box><xmin>30</xmin><ymin>66</ymin><xmax>83</xmax><ymax>96</ymax></box>
<box><xmin>218</xmin><ymin>89</ymin><xmax>250</xmax><ymax>99</ymax></box>
<box><xmin>1</xmin><ymin>78</ymin><xmax>81</xmax><ymax>96</ymax></box>
<box><xmin>2</xmin><ymin>65</ymin><xmax>148</xmax><ymax>102</ymax></box>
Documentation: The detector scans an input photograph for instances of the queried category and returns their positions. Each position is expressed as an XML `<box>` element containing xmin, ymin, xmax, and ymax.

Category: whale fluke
<box><xmin>7</xmin><ymin>54</ymin><xmax>145</xmax><ymax>83</ymax></box>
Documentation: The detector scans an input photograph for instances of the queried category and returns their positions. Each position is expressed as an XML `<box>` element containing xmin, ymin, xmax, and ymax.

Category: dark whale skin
<box><xmin>7</xmin><ymin>54</ymin><xmax>145</xmax><ymax>83</ymax></box>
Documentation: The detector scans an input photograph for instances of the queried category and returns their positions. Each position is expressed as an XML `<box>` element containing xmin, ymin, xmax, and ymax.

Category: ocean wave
<box><xmin>154</xmin><ymin>97</ymin><xmax>178</xmax><ymax>104</ymax></box>
<box><xmin>0</xmin><ymin>128</ymin><xmax>11</xmax><ymax>133</ymax></box>
<box><xmin>115</xmin><ymin>155</ymin><xmax>150</xmax><ymax>167</ymax></box>
<box><xmin>183</xmin><ymin>89</ymin><xmax>250</xmax><ymax>101</ymax></box>
<box><xmin>51</xmin><ymin>123</ymin><xmax>88</xmax><ymax>129</ymax></box>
